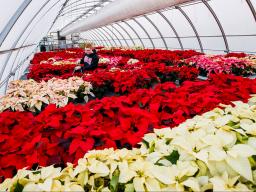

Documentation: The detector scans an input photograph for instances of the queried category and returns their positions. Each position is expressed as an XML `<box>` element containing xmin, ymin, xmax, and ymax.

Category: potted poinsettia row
<box><xmin>31</xmin><ymin>48</ymin><xmax>84</xmax><ymax>65</ymax></box>
<box><xmin>1</xmin><ymin>74</ymin><xmax>256</xmax><ymax>181</ymax></box>
<box><xmin>0</xmin><ymin>77</ymin><xmax>94</xmax><ymax>112</ymax></box>
<box><xmin>184</xmin><ymin>54</ymin><xmax>256</xmax><ymax>77</ymax></box>
<box><xmin>1</xmin><ymin>96</ymin><xmax>256</xmax><ymax>192</ymax></box>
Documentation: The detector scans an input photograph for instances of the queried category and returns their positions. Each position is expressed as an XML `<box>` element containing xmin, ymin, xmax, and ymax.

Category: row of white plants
<box><xmin>1</xmin><ymin>96</ymin><xmax>256</xmax><ymax>191</ymax></box>
<box><xmin>0</xmin><ymin>77</ymin><xmax>94</xmax><ymax>112</ymax></box>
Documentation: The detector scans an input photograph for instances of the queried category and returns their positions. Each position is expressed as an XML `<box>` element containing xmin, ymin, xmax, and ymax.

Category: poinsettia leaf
<box><xmin>165</xmin><ymin>150</ymin><xmax>180</xmax><ymax>164</ymax></box>
<box><xmin>13</xmin><ymin>181</ymin><xmax>24</xmax><ymax>192</ymax></box>
<box><xmin>142</xmin><ymin>139</ymin><xmax>150</xmax><ymax>148</ymax></box>
<box><xmin>110</xmin><ymin>174</ymin><xmax>119</xmax><ymax>192</ymax></box>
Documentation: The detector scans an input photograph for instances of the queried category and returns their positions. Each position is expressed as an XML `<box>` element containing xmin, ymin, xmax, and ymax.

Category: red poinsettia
<box><xmin>1</xmin><ymin>74</ymin><xmax>256</xmax><ymax>181</ymax></box>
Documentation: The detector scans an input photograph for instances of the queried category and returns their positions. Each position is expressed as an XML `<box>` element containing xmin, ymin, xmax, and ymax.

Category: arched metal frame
<box><xmin>132</xmin><ymin>18</ymin><xmax>155</xmax><ymax>48</ymax></box>
<box><xmin>202</xmin><ymin>0</ymin><xmax>229</xmax><ymax>53</ymax></box>
<box><xmin>121</xmin><ymin>21</ymin><xmax>145</xmax><ymax>48</ymax></box>
<box><xmin>88</xmin><ymin>30</ymin><xmax>107</xmax><ymax>46</ymax></box>
<box><xmin>101</xmin><ymin>26</ymin><xmax>120</xmax><ymax>47</ymax></box>
<box><xmin>60</xmin><ymin>0</ymin><xmax>82</xmax><ymax>10</ymax></box>
<box><xmin>143</xmin><ymin>15</ymin><xmax>168</xmax><ymax>49</ymax></box>
<box><xmin>60</xmin><ymin>0</ymin><xmax>111</xmax><ymax>31</ymax></box>
<box><xmin>0</xmin><ymin>0</ymin><xmax>63</xmax><ymax>84</ymax></box>
<box><xmin>60</xmin><ymin>5</ymin><xmax>96</xmax><ymax>16</ymax></box>
<box><xmin>6</xmin><ymin>0</ymin><xmax>69</xmax><ymax>87</ymax></box>
<box><xmin>175</xmin><ymin>5</ymin><xmax>204</xmax><ymax>52</ymax></box>
<box><xmin>2</xmin><ymin>0</ymin><xmax>256</xmax><ymax>91</ymax></box>
<box><xmin>0</xmin><ymin>0</ymin><xmax>32</xmax><ymax>47</ymax></box>
<box><xmin>157</xmin><ymin>11</ymin><xmax>184</xmax><ymax>50</ymax></box>
<box><xmin>107</xmin><ymin>24</ymin><xmax>129</xmax><ymax>47</ymax></box>
<box><xmin>96</xmin><ymin>28</ymin><xmax>115</xmax><ymax>47</ymax></box>
<box><xmin>94</xmin><ymin>28</ymin><xmax>113</xmax><ymax>47</ymax></box>
<box><xmin>60</xmin><ymin>1</ymin><xmax>109</xmax><ymax>17</ymax></box>
<box><xmin>1</xmin><ymin>0</ymin><xmax>67</xmax><ymax>88</ymax></box>
<box><xmin>85</xmin><ymin>32</ymin><xmax>101</xmax><ymax>45</ymax></box>
<box><xmin>115</xmin><ymin>23</ymin><xmax>136</xmax><ymax>46</ymax></box>
<box><xmin>90</xmin><ymin>31</ymin><xmax>104</xmax><ymax>46</ymax></box>
<box><xmin>90</xmin><ymin>30</ymin><xmax>110</xmax><ymax>47</ymax></box>
<box><xmin>246</xmin><ymin>0</ymin><xmax>256</xmax><ymax>22</ymax></box>
<box><xmin>3</xmin><ymin>46</ymin><xmax>38</xmax><ymax>91</ymax></box>
<box><xmin>0</xmin><ymin>0</ymin><xmax>57</xmax><ymax>81</ymax></box>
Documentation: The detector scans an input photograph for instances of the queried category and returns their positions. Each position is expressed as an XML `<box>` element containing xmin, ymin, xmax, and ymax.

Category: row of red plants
<box><xmin>1</xmin><ymin>74</ymin><xmax>256</xmax><ymax>181</ymax></box>
<box><xmin>28</xmin><ymin>62</ymin><xmax>199</xmax><ymax>98</ymax></box>
<box><xmin>98</xmin><ymin>49</ymin><xmax>202</xmax><ymax>65</ymax></box>
<box><xmin>31</xmin><ymin>48</ymin><xmax>84</xmax><ymax>64</ymax></box>
<box><xmin>31</xmin><ymin>48</ymin><xmax>202</xmax><ymax>65</ymax></box>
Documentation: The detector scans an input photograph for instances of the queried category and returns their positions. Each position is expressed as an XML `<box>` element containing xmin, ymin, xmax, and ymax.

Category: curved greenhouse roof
<box><xmin>0</xmin><ymin>0</ymin><xmax>256</xmax><ymax>94</ymax></box>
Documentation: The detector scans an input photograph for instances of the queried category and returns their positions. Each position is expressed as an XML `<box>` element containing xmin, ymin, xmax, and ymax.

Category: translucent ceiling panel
<box><xmin>105</xmin><ymin>25</ymin><xmax>127</xmax><ymax>47</ymax></box>
<box><xmin>200</xmin><ymin>37</ymin><xmax>226</xmax><ymax>53</ymax></box>
<box><xmin>0</xmin><ymin>0</ymin><xmax>58</xmax><ymax>50</ymax></box>
<box><xmin>135</xmin><ymin>16</ymin><xmax>164</xmax><ymax>48</ymax></box>
<box><xmin>181</xmin><ymin>2</ymin><xmax>226</xmax><ymax>52</ymax></box>
<box><xmin>161</xmin><ymin>9</ymin><xmax>194</xmax><ymax>37</ymax></box>
<box><xmin>147</xmin><ymin>13</ymin><xmax>181</xmax><ymax>49</ymax></box>
<box><xmin>10</xmin><ymin>45</ymin><xmax>35</xmax><ymax>77</ymax></box>
<box><xmin>87</xmin><ymin>31</ymin><xmax>107</xmax><ymax>46</ymax></box>
<box><xmin>125</xmin><ymin>20</ymin><xmax>154</xmax><ymax>48</ymax></box>
<box><xmin>112</xmin><ymin>23</ymin><xmax>134</xmax><ymax>47</ymax></box>
<box><xmin>0</xmin><ymin>1</ymin><xmax>63</xmax><ymax>84</ymax></box>
<box><xmin>52</xmin><ymin>0</ymin><xmax>114</xmax><ymax>32</ymax></box>
<box><xmin>0</xmin><ymin>0</ymin><xmax>23</xmax><ymax>32</ymax></box>
<box><xmin>0</xmin><ymin>49</ymin><xmax>20</xmax><ymax>83</ymax></box>
<box><xmin>118</xmin><ymin>22</ymin><xmax>144</xmax><ymax>47</ymax></box>
<box><xmin>227</xmin><ymin>36</ymin><xmax>256</xmax><ymax>53</ymax></box>
<box><xmin>181</xmin><ymin>2</ymin><xmax>220</xmax><ymax>36</ymax></box>
<box><xmin>80</xmin><ymin>33</ymin><xmax>99</xmax><ymax>45</ymax></box>
<box><xmin>102</xmin><ymin>26</ymin><xmax>123</xmax><ymax>47</ymax></box>
<box><xmin>89</xmin><ymin>30</ymin><xmax>110</xmax><ymax>47</ymax></box>
<box><xmin>16</xmin><ymin>0</ymin><xmax>64</xmax><ymax>47</ymax></box>
<box><xmin>10</xmin><ymin>45</ymin><xmax>36</xmax><ymax>81</ymax></box>
<box><xmin>161</xmin><ymin>9</ymin><xmax>200</xmax><ymax>50</ymax></box>
<box><xmin>252</xmin><ymin>0</ymin><xmax>256</xmax><ymax>10</ymax></box>
<box><xmin>181</xmin><ymin>38</ymin><xmax>201</xmax><ymax>51</ymax></box>
<box><xmin>97</xmin><ymin>28</ymin><xmax>117</xmax><ymax>47</ymax></box>
<box><xmin>0</xmin><ymin>53</ymin><xmax>12</xmax><ymax>79</ymax></box>
<box><xmin>209</xmin><ymin>0</ymin><xmax>256</xmax><ymax>52</ymax></box>
<box><xmin>209</xmin><ymin>0</ymin><xmax>256</xmax><ymax>35</ymax></box>
<box><xmin>81</xmin><ymin>31</ymin><xmax>101</xmax><ymax>46</ymax></box>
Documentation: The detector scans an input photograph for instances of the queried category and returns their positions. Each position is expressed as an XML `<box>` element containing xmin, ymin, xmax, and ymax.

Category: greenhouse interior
<box><xmin>1</xmin><ymin>0</ymin><xmax>256</xmax><ymax>191</ymax></box>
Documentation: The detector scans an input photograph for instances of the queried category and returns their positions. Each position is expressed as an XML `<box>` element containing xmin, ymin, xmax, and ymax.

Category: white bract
<box><xmin>2</xmin><ymin>96</ymin><xmax>256</xmax><ymax>191</ymax></box>
<box><xmin>0</xmin><ymin>77</ymin><xmax>94</xmax><ymax>112</ymax></box>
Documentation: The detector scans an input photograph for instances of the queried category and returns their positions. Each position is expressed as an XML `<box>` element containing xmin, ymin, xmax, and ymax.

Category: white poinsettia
<box><xmin>99</xmin><ymin>57</ymin><xmax>111</xmax><ymax>64</ymax></box>
<box><xmin>2</xmin><ymin>96</ymin><xmax>256</xmax><ymax>191</ymax></box>
<box><xmin>127</xmin><ymin>58</ymin><xmax>139</xmax><ymax>65</ymax></box>
<box><xmin>210</xmin><ymin>172</ymin><xmax>250</xmax><ymax>191</ymax></box>
<box><xmin>119</xmin><ymin>159</ymin><xmax>163</xmax><ymax>191</ymax></box>
<box><xmin>0</xmin><ymin>77</ymin><xmax>94</xmax><ymax>112</ymax></box>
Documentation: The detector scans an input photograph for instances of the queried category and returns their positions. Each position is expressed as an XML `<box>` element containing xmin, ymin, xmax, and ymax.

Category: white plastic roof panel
<box><xmin>1</xmin><ymin>0</ymin><xmax>51</xmax><ymax>50</ymax></box>
<box><xmin>209</xmin><ymin>0</ymin><xmax>256</xmax><ymax>35</ymax></box>
<box><xmin>0</xmin><ymin>0</ymin><xmax>65</xmax><ymax>89</ymax></box>
<box><xmin>112</xmin><ymin>23</ymin><xmax>135</xmax><ymax>47</ymax></box>
<box><xmin>0</xmin><ymin>0</ymin><xmax>24</xmax><ymax>33</ymax></box>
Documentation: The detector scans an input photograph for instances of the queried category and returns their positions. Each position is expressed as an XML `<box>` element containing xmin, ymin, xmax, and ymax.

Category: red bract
<box><xmin>31</xmin><ymin>48</ymin><xmax>84</xmax><ymax>64</ymax></box>
<box><xmin>98</xmin><ymin>49</ymin><xmax>202</xmax><ymax>63</ymax></box>
<box><xmin>27</xmin><ymin>64</ymin><xmax>82</xmax><ymax>81</ymax></box>
<box><xmin>1</xmin><ymin>74</ymin><xmax>256</xmax><ymax>181</ymax></box>
<box><xmin>225</xmin><ymin>52</ymin><xmax>247</xmax><ymax>58</ymax></box>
